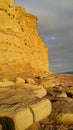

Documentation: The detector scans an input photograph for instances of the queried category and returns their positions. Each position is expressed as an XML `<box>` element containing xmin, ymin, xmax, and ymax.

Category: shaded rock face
<box><xmin>0</xmin><ymin>0</ymin><xmax>49</xmax><ymax>79</ymax></box>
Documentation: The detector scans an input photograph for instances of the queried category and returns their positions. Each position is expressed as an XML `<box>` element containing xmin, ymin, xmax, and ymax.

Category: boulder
<box><xmin>33</xmin><ymin>87</ymin><xmax>47</xmax><ymax>98</ymax></box>
<box><xmin>30</xmin><ymin>99</ymin><xmax>52</xmax><ymax>122</ymax></box>
<box><xmin>57</xmin><ymin>113</ymin><xmax>73</xmax><ymax>124</ymax></box>
<box><xmin>24</xmin><ymin>84</ymin><xmax>47</xmax><ymax>98</ymax></box>
<box><xmin>15</xmin><ymin>77</ymin><xmax>25</xmax><ymax>85</ymax></box>
<box><xmin>14</xmin><ymin>108</ymin><xmax>33</xmax><ymax>130</ymax></box>
<box><xmin>51</xmin><ymin>100</ymin><xmax>73</xmax><ymax>124</ymax></box>
<box><xmin>41</xmin><ymin>80</ymin><xmax>56</xmax><ymax>89</ymax></box>
<box><xmin>25</xmin><ymin>78</ymin><xmax>35</xmax><ymax>84</ymax></box>
<box><xmin>0</xmin><ymin>78</ymin><xmax>14</xmax><ymax>87</ymax></box>
<box><xmin>57</xmin><ymin>92</ymin><xmax>67</xmax><ymax>98</ymax></box>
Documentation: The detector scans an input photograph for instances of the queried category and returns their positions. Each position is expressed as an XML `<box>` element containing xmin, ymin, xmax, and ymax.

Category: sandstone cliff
<box><xmin>0</xmin><ymin>0</ymin><xmax>49</xmax><ymax>79</ymax></box>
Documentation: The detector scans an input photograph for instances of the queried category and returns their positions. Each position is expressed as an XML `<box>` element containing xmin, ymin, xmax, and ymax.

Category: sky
<box><xmin>15</xmin><ymin>0</ymin><xmax>73</xmax><ymax>73</ymax></box>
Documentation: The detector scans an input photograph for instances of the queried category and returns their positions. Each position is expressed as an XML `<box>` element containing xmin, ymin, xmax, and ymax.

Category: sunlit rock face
<box><xmin>0</xmin><ymin>0</ymin><xmax>49</xmax><ymax>79</ymax></box>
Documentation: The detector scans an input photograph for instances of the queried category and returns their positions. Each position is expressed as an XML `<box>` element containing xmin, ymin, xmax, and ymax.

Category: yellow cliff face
<box><xmin>0</xmin><ymin>0</ymin><xmax>49</xmax><ymax>79</ymax></box>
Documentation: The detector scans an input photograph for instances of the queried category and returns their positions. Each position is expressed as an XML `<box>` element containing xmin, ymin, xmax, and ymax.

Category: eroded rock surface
<box><xmin>0</xmin><ymin>83</ymin><xmax>51</xmax><ymax>130</ymax></box>
<box><xmin>0</xmin><ymin>0</ymin><xmax>49</xmax><ymax>79</ymax></box>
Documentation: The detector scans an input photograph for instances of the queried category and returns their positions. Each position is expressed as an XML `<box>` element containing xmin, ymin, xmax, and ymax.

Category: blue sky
<box><xmin>15</xmin><ymin>0</ymin><xmax>73</xmax><ymax>73</ymax></box>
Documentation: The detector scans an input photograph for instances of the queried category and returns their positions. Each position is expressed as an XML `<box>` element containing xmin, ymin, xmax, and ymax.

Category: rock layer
<box><xmin>0</xmin><ymin>0</ymin><xmax>49</xmax><ymax>79</ymax></box>
<box><xmin>0</xmin><ymin>83</ymin><xmax>51</xmax><ymax>130</ymax></box>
